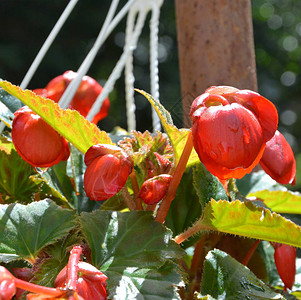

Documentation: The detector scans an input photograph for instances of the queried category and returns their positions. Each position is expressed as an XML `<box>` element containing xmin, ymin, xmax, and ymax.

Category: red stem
<box><xmin>66</xmin><ymin>245</ymin><xmax>82</xmax><ymax>291</ymax></box>
<box><xmin>130</xmin><ymin>171</ymin><xmax>143</xmax><ymax>210</ymax></box>
<box><xmin>155</xmin><ymin>131</ymin><xmax>193</xmax><ymax>223</ymax></box>
<box><xmin>242</xmin><ymin>240</ymin><xmax>260</xmax><ymax>266</ymax></box>
<box><xmin>14</xmin><ymin>278</ymin><xmax>65</xmax><ymax>297</ymax></box>
<box><xmin>189</xmin><ymin>236</ymin><xmax>205</xmax><ymax>276</ymax></box>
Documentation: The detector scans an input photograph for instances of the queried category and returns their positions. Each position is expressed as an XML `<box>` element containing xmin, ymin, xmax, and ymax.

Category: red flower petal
<box><xmin>84</xmin><ymin>145</ymin><xmax>133</xmax><ymax>201</ymax></box>
<box><xmin>192</xmin><ymin>103</ymin><xmax>265</xmax><ymax>179</ymax></box>
<box><xmin>274</xmin><ymin>243</ymin><xmax>296</xmax><ymax>290</ymax></box>
<box><xmin>260</xmin><ymin>131</ymin><xmax>296</xmax><ymax>185</ymax></box>
<box><xmin>12</xmin><ymin>107</ymin><xmax>70</xmax><ymax>168</ymax></box>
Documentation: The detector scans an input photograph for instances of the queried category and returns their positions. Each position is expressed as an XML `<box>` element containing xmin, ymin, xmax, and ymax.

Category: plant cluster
<box><xmin>0</xmin><ymin>74</ymin><xmax>300</xmax><ymax>299</ymax></box>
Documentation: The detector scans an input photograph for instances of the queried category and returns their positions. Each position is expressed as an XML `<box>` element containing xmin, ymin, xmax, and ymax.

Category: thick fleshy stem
<box><xmin>155</xmin><ymin>131</ymin><xmax>193</xmax><ymax>223</ymax></box>
<box><xmin>66</xmin><ymin>245</ymin><xmax>82</xmax><ymax>291</ymax></box>
<box><xmin>121</xmin><ymin>186</ymin><xmax>136</xmax><ymax>210</ymax></box>
<box><xmin>242</xmin><ymin>240</ymin><xmax>260</xmax><ymax>266</ymax></box>
<box><xmin>129</xmin><ymin>171</ymin><xmax>143</xmax><ymax>210</ymax></box>
<box><xmin>174</xmin><ymin>223</ymin><xmax>212</xmax><ymax>244</ymax></box>
<box><xmin>14</xmin><ymin>278</ymin><xmax>65</xmax><ymax>297</ymax></box>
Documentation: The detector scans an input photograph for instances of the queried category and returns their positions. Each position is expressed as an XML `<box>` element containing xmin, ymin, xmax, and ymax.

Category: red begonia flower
<box><xmin>138</xmin><ymin>174</ymin><xmax>172</xmax><ymax>205</ymax></box>
<box><xmin>260</xmin><ymin>130</ymin><xmax>296</xmax><ymax>185</ymax></box>
<box><xmin>190</xmin><ymin>86</ymin><xmax>278</xmax><ymax>179</ymax></box>
<box><xmin>273</xmin><ymin>243</ymin><xmax>296</xmax><ymax>291</ymax></box>
<box><xmin>84</xmin><ymin>144</ymin><xmax>133</xmax><ymax>201</ymax></box>
<box><xmin>12</xmin><ymin>107</ymin><xmax>70</xmax><ymax>168</ymax></box>
<box><xmin>34</xmin><ymin>70</ymin><xmax>110</xmax><ymax>124</ymax></box>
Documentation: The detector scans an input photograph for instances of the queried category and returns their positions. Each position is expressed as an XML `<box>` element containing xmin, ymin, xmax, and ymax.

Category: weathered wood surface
<box><xmin>175</xmin><ymin>0</ymin><xmax>257</xmax><ymax>126</ymax></box>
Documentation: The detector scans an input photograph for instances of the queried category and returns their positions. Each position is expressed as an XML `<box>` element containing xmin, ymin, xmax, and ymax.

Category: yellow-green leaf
<box><xmin>0</xmin><ymin>80</ymin><xmax>112</xmax><ymax>153</ymax></box>
<box><xmin>136</xmin><ymin>89</ymin><xmax>199</xmax><ymax>168</ymax></box>
<box><xmin>201</xmin><ymin>199</ymin><xmax>301</xmax><ymax>248</ymax></box>
<box><xmin>248</xmin><ymin>190</ymin><xmax>301</xmax><ymax>214</ymax></box>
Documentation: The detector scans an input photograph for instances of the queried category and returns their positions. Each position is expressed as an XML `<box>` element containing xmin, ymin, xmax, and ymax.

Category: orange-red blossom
<box><xmin>190</xmin><ymin>86</ymin><xmax>279</xmax><ymax>180</ymax></box>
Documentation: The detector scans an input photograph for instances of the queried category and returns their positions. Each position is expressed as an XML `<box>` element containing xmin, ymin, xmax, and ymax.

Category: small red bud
<box><xmin>273</xmin><ymin>243</ymin><xmax>296</xmax><ymax>291</ymax></box>
<box><xmin>84</xmin><ymin>144</ymin><xmax>133</xmax><ymax>201</ymax></box>
<box><xmin>12</xmin><ymin>107</ymin><xmax>70</xmax><ymax>168</ymax></box>
<box><xmin>138</xmin><ymin>174</ymin><xmax>172</xmax><ymax>205</ymax></box>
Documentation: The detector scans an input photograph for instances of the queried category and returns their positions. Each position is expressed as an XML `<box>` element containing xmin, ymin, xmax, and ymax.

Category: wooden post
<box><xmin>175</xmin><ymin>0</ymin><xmax>257</xmax><ymax>127</ymax></box>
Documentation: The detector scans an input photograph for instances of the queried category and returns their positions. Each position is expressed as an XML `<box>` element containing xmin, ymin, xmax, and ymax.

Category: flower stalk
<box><xmin>155</xmin><ymin>131</ymin><xmax>193</xmax><ymax>223</ymax></box>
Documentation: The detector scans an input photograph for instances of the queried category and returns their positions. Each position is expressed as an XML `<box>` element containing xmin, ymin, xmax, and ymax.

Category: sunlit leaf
<box><xmin>79</xmin><ymin>210</ymin><xmax>185</xmax><ymax>299</ymax></box>
<box><xmin>136</xmin><ymin>89</ymin><xmax>199</xmax><ymax>168</ymax></box>
<box><xmin>248</xmin><ymin>190</ymin><xmax>301</xmax><ymax>214</ymax></box>
<box><xmin>200</xmin><ymin>199</ymin><xmax>301</xmax><ymax>248</ymax></box>
<box><xmin>0</xmin><ymin>80</ymin><xmax>113</xmax><ymax>154</ymax></box>
<box><xmin>200</xmin><ymin>249</ymin><xmax>285</xmax><ymax>299</ymax></box>
<box><xmin>0</xmin><ymin>199</ymin><xmax>77</xmax><ymax>263</ymax></box>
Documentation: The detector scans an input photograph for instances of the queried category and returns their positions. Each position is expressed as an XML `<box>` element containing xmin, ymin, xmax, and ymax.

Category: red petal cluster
<box><xmin>12</xmin><ymin>106</ymin><xmax>70</xmax><ymax>168</ymax></box>
<box><xmin>190</xmin><ymin>86</ymin><xmax>278</xmax><ymax>180</ymax></box>
<box><xmin>84</xmin><ymin>144</ymin><xmax>133</xmax><ymax>201</ymax></box>
<box><xmin>138</xmin><ymin>174</ymin><xmax>172</xmax><ymax>205</ymax></box>
<box><xmin>34</xmin><ymin>70</ymin><xmax>110</xmax><ymax>124</ymax></box>
<box><xmin>260</xmin><ymin>130</ymin><xmax>296</xmax><ymax>185</ymax></box>
<box><xmin>55</xmin><ymin>261</ymin><xmax>108</xmax><ymax>300</ymax></box>
<box><xmin>273</xmin><ymin>243</ymin><xmax>296</xmax><ymax>291</ymax></box>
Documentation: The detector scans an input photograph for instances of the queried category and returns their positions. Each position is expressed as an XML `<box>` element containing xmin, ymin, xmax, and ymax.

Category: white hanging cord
<box><xmin>59</xmin><ymin>0</ymin><xmax>122</xmax><ymax>109</ymax></box>
<box><xmin>58</xmin><ymin>0</ymin><xmax>136</xmax><ymax>109</ymax></box>
<box><xmin>124</xmin><ymin>8</ymin><xmax>139</xmax><ymax>131</ymax></box>
<box><xmin>86</xmin><ymin>8</ymin><xmax>147</xmax><ymax>125</ymax></box>
<box><xmin>149</xmin><ymin>0</ymin><xmax>163</xmax><ymax>131</ymax></box>
<box><xmin>20</xmin><ymin>0</ymin><xmax>79</xmax><ymax>89</ymax></box>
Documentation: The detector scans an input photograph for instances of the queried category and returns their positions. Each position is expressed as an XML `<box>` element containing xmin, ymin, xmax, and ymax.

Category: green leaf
<box><xmin>0</xmin><ymin>137</ymin><xmax>40</xmax><ymax>204</ymax></box>
<box><xmin>32</xmin><ymin>166</ymin><xmax>73</xmax><ymax>207</ymax></box>
<box><xmin>32</xmin><ymin>232</ymin><xmax>81</xmax><ymax>287</ymax></box>
<box><xmin>165</xmin><ymin>170</ymin><xmax>203</xmax><ymax>248</ymax></box>
<box><xmin>79</xmin><ymin>210</ymin><xmax>185</xmax><ymax>299</ymax></box>
<box><xmin>0</xmin><ymin>80</ymin><xmax>113</xmax><ymax>154</ymax></box>
<box><xmin>236</xmin><ymin>170</ymin><xmax>286</xmax><ymax>196</ymax></box>
<box><xmin>200</xmin><ymin>199</ymin><xmax>301</xmax><ymax>248</ymax></box>
<box><xmin>66</xmin><ymin>145</ymin><xmax>101</xmax><ymax>213</ymax></box>
<box><xmin>0</xmin><ymin>89</ymin><xmax>23</xmax><ymax>127</ymax></box>
<box><xmin>0</xmin><ymin>199</ymin><xmax>77</xmax><ymax>263</ymax></box>
<box><xmin>200</xmin><ymin>249</ymin><xmax>285</xmax><ymax>299</ymax></box>
<box><xmin>248</xmin><ymin>190</ymin><xmax>301</xmax><ymax>214</ymax></box>
<box><xmin>136</xmin><ymin>89</ymin><xmax>199</xmax><ymax>168</ymax></box>
<box><xmin>192</xmin><ymin>162</ymin><xmax>228</xmax><ymax>208</ymax></box>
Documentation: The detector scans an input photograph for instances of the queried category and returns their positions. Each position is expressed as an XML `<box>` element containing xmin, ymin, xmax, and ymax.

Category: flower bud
<box><xmin>273</xmin><ymin>243</ymin><xmax>296</xmax><ymax>290</ymax></box>
<box><xmin>84</xmin><ymin>144</ymin><xmax>133</xmax><ymax>201</ymax></box>
<box><xmin>260</xmin><ymin>131</ymin><xmax>296</xmax><ymax>185</ymax></box>
<box><xmin>12</xmin><ymin>107</ymin><xmax>70</xmax><ymax>168</ymax></box>
<box><xmin>138</xmin><ymin>174</ymin><xmax>172</xmax><ymax>205</ymax></box>
<box><xmin>0</xmin><ymin>266</ymin><xmax>16</xmax><ymax>300</ymax></box>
